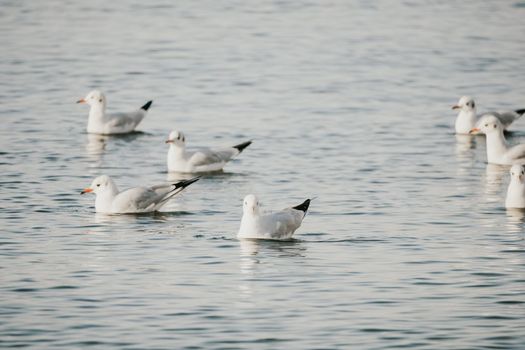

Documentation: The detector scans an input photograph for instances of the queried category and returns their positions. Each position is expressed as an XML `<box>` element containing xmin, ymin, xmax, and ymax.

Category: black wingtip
<box><xmin>292</xmin><ymin>199</ymin><xmax>311</xmax><ymax>213</ymax></box>
<box><xmin>515</xmin><ymin>108</ymin><xmax>525</xmax><ymax>116</ymax></box>
<box><xmin>233</xmin><ymin>140</ymin><xmax>252</xmax><ymax>153</ymax></box>
<box><xmin>173</xmin><ymin>176</ymin><xmax>200</xmax><ymax>189</ymax></box>
<box><xmin>141</xmin><ymin>100</ymin><xmax>153</xmax><ymax>111</ymax></box>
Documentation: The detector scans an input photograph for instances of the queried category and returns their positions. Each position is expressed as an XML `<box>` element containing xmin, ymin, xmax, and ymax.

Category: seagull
<box><xmin>452</xmin><ymin>96</ymin><xmax>525</xmax><ymax>134</ymax></box>
<box><xmin>505</xmin><ymin>164</ymin><xmax>525</xmax><ymax>209</ymax></box>
<box><xmin>470</xmin><ymin>114</ymin><xmax>525</xmax><ymax>165</ymax></box>
<box><xmin>237</xmin><ymin>194</ymin><xmax>311</xmax><ymax>240</ymax></box>
<box><xmin>77</xmin><ymin>90</ymin><xmax>153</xmax><ymax>134</ymax></box>
<box><xmin>166</xmin><ymin>130</ymin><xmax>252</xmax><ymax>173</ymax></box>
<box><xmin>80</xmin><ymin>175</ymin><xmax>199</xmax><ymax>214</ymax></box>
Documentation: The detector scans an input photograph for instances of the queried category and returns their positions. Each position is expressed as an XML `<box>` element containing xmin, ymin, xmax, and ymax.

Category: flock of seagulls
<box><xmin>76</xmin><ymin>91</ymin><xmax>525</xmax><ymax>240</ymax></box>
<box><xmin>78</xmin><ymin>90</ymin><xmax>310</xmax><ymax>239</ymax></box>
<box><xmin>453</xmin><ymin>96</ymin><xmax>525</xmax><ymax>209</ymax></box>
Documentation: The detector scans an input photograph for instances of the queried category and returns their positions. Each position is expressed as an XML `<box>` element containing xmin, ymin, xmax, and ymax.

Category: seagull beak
<box><xmin>165</xmin><ymin>139</ymin><xmax>174</xmax><ymax>144</ymax></box>
<box><xmin>469</xmin><ymin>128</ymin><xmax>480</xmax><ymax>134</ymax></box>
<box><xmin>76</xmin><ymin>98</ymin><xmax>86</xmax><ymax>104</ymax></box>
<box><xmin>452</xmin><ymin>105</ymin><xmax>460</xmax><ymax>110</ymax></box>
<box><xmin>80</xmin><ymin>187</ymin><xmax>93</xmax><ymax>194</ymax></box>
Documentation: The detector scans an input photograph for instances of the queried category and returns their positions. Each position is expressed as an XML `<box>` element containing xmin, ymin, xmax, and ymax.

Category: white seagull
<box><xmin>77</xmin><ymin>90</ymin><xmax>153</xmax><ymax>134</ymax></box>
<box><xmin>238</xmin><ymin>194</ymin><xmax>311</xmax><ymax>240</ymax></box>
<box><xmin>505</xmin><ymin>164</ymin><xmax>525</xmax><ymax>209</ymax></box>
<box><xmin>166</xmin><ymin>130</ymin><xmax>252</xmax><ymax>173</ymax></box>
<box><xmin>80</xmin><ymin>175</ymin><xmax>198</xmax><ymax>214</ymax></box>
<box><xmin>470</xmin><ymin>115</ymin><xmax>525</xmax><ymax>165</ymax></box>
<box><xmin>452</xmin><ymin>96</ymin><xmax>524</xmax><ymax>134</ymax></box>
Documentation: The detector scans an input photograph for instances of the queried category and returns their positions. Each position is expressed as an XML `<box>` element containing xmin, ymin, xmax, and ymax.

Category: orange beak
<box><xmin>469</xmin><ymin>128</ymin><xmax>480</xmax><ymax>134</ymax></box>
<box><xmin>76</xmin><ymin>98</ymin><xmax>86</xmax><ymax>104</ymax></box>
<box><xmin>452</xmin><ymin>105</ymin><xmax>460</xmax><ymax>110</ymax></box>
<box><xmin>165</xmin><ymin>139</ymin><xmax>174</xmax><ymax>144</ymax></box>
<box><xmin>80</xmin><ymin>187</ymin><xmax>93</xmax><ymax>194</ymax></box>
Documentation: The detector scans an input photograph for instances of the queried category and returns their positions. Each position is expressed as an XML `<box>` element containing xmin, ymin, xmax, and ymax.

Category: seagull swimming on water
<box><xmin>237</xmin><ymin>194</ymin><xmax>311</xmax><ymax>240</ymax></box>
<box><xmin>470</xmin><ymin>114</ymin><xmax>525</xmax><ymax>165</ymax></box>
<box><xmin>166</xmin><ymin>130</ymin><xmax>252</xmax><ymax>173</ymax></box>
<box><xmin>77</xmin><ymin>90</ymin><xmax>153</xmax><ymax>134</ymax></box>
<box><xmin>505</xmin><ymin>164</ymin><xmax>525</xmax><ymax>209</ymax></box>
<box><xmin>80</xmin><ymin>175</ymin><xmax>198</xmax><ymax>214</ymax></box>
<box><xmin>452</xmin><ymin>96</ymin><xmax>525</xmax><ymax>135</ymax></box>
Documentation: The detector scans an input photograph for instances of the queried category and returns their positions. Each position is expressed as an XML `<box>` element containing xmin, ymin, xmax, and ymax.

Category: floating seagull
<box><xmin>470</xmin><ymin>115</ymin><xmax>525</xmax><ymax>165</ymax></box>
<box><xmin>77</xmin><ymin>90</ymin><xmax>152</xmax><ymax>134</ymax></box>
<box><xmin>452</xmin><ymin>96</ymin><xmax>525</xmax><ymax>134</ymax></box>
<box><xmin>238</xmin><ymin>194</ymin><xmax>311</xmax><ymax>240</ymax></box>
<box><xmin>505</xmin><ymin>164</ymin><xmax>525</xmax><ymax>209</ymax></box>
<box><xmin>80</xmin><ymin>175</ymin><xmax>198</xmax><ymax>214</ymax></box>
<box><xmin>166</xmin><ymin>130</ymin><xmax>252</xmax><ymax>173</ymax></box>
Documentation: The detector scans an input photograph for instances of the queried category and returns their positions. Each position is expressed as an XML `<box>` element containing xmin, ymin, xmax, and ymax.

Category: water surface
<box><xmin>1</xmin><ymin>0</ymin><xmax>524</xmax><ymax>349</ymax></box>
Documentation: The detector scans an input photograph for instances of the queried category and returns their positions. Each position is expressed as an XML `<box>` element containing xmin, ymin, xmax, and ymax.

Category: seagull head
<box><xmin>81</xmin><ymin>175</ymin><xmax>116</xmax><ymax>195</ymax></box>
<box><xmin>470</xmin><ymin>114</ymin><xmax>501</xmax><ymax>134</ymax></box>
<box><xmin>165</xmin><ymin>130</ymin><xmax>186</xmax><ymax>146</ymax></box>
<box><xmin>452</xmin><ymin>96</ymin><xmax>475</xmax><ymax>112</ymax></box>
<box><xmin>510</xmin><ymin>164</ymin><xmax>525</xmax><ymax>183</ymax></box>
<box><xmin>77</xmin><ymin>90</ymin><xmax>106</xmax><ymax>108</ymax></box>
<box><xmin>243</xmin><ymin>194</ymin><xmax>260</xmax><ymax>215</ymax></box>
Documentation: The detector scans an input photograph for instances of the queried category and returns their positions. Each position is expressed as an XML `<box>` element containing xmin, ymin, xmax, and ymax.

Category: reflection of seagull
<box><xmin>452</xmin><ymin>96</ymin><xmax>524</xmax><ymax>134</ymax></box>
<box><xmin>77</xmin><ymin>90</ymin><xmax>152</xmax><ymax>134</ymax></box>
<box><xmin>80</xmin><ymin>175</ymin><xmax>198</xmax><ymax>214</ymax></box>
<box><xmin>166</xmin><ymin>130</ymin><xmax>252</xmax><ymax>173</ymax></box>
<box><xmin>505</xmin><ymin>165</ymin><xmax>525</xmax><ymax>209</ymax></box>
<box><xmin>470</xmin><ymin>115</ymin><xmax>525</xmax><ymax>165</ymax></box>
<box><xmin>238</xmin><ymin>194</ymin><xmax>310</xmax><ymax>240</ymax></box>
<box><xmin>484</xmin><ymin>163</ymin><xmax>507</xmax><ymax>200</ymax></box>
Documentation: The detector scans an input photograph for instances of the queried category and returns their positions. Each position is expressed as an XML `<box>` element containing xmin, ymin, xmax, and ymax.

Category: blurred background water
<box><xmin>1</xmin><ymin>0</ymin><xmax>524</xmax><ymax>349</ymax></box>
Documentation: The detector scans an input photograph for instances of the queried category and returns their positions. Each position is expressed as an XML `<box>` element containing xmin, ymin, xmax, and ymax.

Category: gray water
<box><xmin>1</xmin><ymin>0</ymin><xmax>524</xmax><ymax>349</ymax></box>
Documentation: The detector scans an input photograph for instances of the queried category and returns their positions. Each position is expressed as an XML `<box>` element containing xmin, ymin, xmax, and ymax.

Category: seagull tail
<box><xmin>141</xmin><ymin>100</ymin><xmax>153</xmax><ymax>111</ymax></box>
<box><xmin>233</xmin><ymin>140</ymin><xmax>252</xmax><ymax>153</ymax></box>
<box><xmin>292</xmin><ymin>199</ymin><xmax>311</xmax><ymax>214</ymax></box>
<box><xmin>157</xmin><ymin>177</ymin><xmax>200</xmax><ymax>207</ymax></box>
<box><xmin>515</xmin><ymin>108</ymin><xmax>525</xmax><ymax>117</ymax></box>
<box><xmin>173</xmin><ymin>176</ymin><xmax>200</xmax><ymax>190</ymax></box>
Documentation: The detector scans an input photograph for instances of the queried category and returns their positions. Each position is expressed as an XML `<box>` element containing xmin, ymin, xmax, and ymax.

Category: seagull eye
<box><xmin>493</xmin><ymin>124</ymin><xmax>497</xmax><ymax>128</ymax></box>
<box><xmin>484</xmin><ymin>124</ymin><xmax>488</xmax><ymax>127</ymax></box>
<box><xmin>99</xmin><ymin>98</ymin><xmax>102</xmax><ymax>102</ymax></box>
<box><xmin>96</xmin><ymin>184</ymin><xmax>100</xmax><ymax>187</ymax></box>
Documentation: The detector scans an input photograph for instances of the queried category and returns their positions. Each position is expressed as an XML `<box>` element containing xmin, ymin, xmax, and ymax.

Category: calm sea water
<box><xmin>1</xmin><ymin>0</ymin><xmax>524</xmax><ymax>349</ymax></box>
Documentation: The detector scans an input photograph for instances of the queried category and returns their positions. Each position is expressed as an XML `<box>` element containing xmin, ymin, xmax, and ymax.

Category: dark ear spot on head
<box><xmin>99</xmin><ymin>98</ymin><xmax>102</xmax><ymax>102</ymax></box>
<box><xmin>493</xmin><ymin>124</ymin><xmax>497</xmax><ymax>128</ymax></box>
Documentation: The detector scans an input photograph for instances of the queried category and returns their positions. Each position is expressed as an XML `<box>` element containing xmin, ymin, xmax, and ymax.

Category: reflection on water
<box><xmin>454</xmin><ymin>134</ymin><xmax>477</xmax><ymax>158</ymax></box>
<box><xmin>505</xmin><ymin>208</ymin><xmax>525</xmax><ymax>233</ymax></box>
<box><xmin>484</xmin><ymin>163</ymin><xmax>508</xmax><ymax>201</ymax></box>
<box><xmin>2</xmin><ymin>0</ymin><xmax>525</xmax><ymax>348</ymax></box>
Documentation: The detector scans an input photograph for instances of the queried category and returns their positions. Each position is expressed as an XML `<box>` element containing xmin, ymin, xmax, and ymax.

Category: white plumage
<box><xmin>77</xmin><ymin>90</ymin><xmax>152</xmax><ymax>134</ymax></box>
<box><xmin>238</xmin><ymin>194</ymin><xmax>311</xmax><ymax>240</ymax></box>
<box><xmin>505</xmin><ymin>165</ymin><xmax>525</xmax><ymax>209</ymax></box>
<box><xmin>452</xmin><ymin>96</ymin><xmax>524</xmax><ymax>135</ymax></box>
<box><xmin>80</xmin><ymin>175</ymin><xmax>198</xmax><ymax>214</ymax></box>
<box><xmin>470</xmin><ymin>115</ymin><xmax>525</xmax><ymax>165</ymax></box>
<box><xmin>166</xmin><ymin>130</ymin><xmax>252</xmax><ymax>173</ymax></box>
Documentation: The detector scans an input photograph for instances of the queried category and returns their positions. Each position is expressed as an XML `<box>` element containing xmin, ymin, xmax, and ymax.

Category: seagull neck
<box><xmin>88</xmin><ymin>103</ymin><xmax>106</xmax><ymax>120</ymax></box>
<box><xmin>455</xmin><ymin>109</ymin><xmax>477</xmax><ymax>131</ymax></box>
<box><xmin>95</xmin><ymin>186</ymin><xmax>118</xmax><ymax>213</ymax></box>
<box><xmin>169</xmin><ymin>144</ymin><xmax>185</xmax><ymax>157</ymax></box>
<box><xmin>485</xmin><ymin>130</ymin><xmax>508</xmax><ymax>161</ymax></box>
